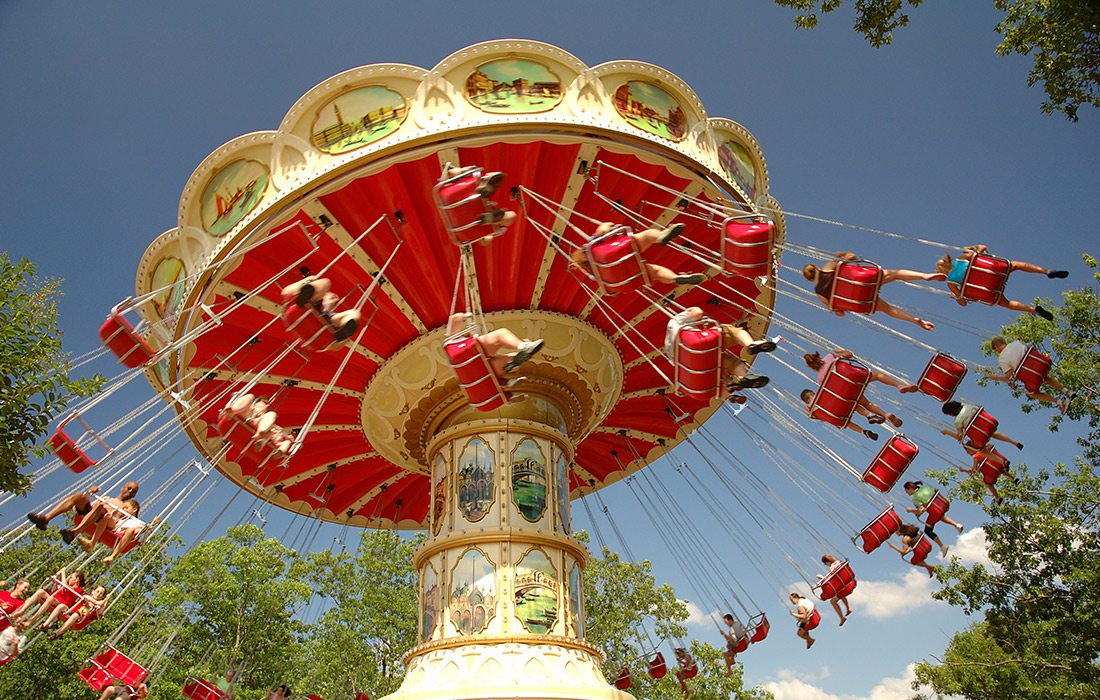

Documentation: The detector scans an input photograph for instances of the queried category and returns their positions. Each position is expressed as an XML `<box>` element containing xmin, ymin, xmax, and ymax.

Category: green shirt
<box><xmin>912</xmin><ymin>485</ymin><xmax>936</xmax><ymax>508</ymax></box>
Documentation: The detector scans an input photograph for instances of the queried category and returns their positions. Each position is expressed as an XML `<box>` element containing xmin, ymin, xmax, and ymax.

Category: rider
<box><xmin>788</xmin><ymin>592</ymin><xmax>818</xmax><ymax>649</ymax></box>
<box><xmin>941</xmin><ymin>400</ymin><xmax>1023</xmax><ymax>450</ymax></box>
<box><xmin>11</xmin><ymin>567</ymin><xmax>86</xmax><ymax>627</ymax></box>
<box><xmin>47</xmin><ymin>585</ymin><xmax>108</xmax><ymax>640</ymax></box>
<box><xmin>936</xmin><ymin>244</ymin><xmax>1065</xmax><ymax>320</ymax></box>
<box><xmin>798</xmin><ymin>387</ymin><xmax>892</xmax><ymax>440</ymax></box>
<box><xmin>28</xmin><ymin>480</ymin><xmax>139</xmax><ymax>537</ymax></box>
<box><xmin>446</xmin><ymin>312</ymin><xmax>545</xmax><ymax>381</ymax></box>
<box><xmin>444</xmin><ymin>165</ymin><xmax>516</xmax><ymax>229</ymax></box>
<box><xmin>719</xmin><ymin>613</ymin><xmax>748</xmax><ymax>675</ymax></box>
<box><xmin>818</xmin><ymin>554</ymin><xmax>853</xmax><ymax>626</ymax></box>
<box><xmin>802</xmin><ymin>251</ymin><xmax>942</xmax><ymax>330</ymax></box>
<box><xmin>803</xmin><ymin>349</ymin><xmax>917</xmax><ymax>393</ymax></box>
<box><xmin>889</xmin><ymin>524</ymin><xmax>938</xmax><ymax>577</ymax></box>
<box><xmin>665</xmin><ymin>306</ymin><xmax>776</xmax><ymax>393</ymax></box>
<box><xmin>988</xmin><ymin>335</ymin><xmax>1075</xmax><ymax>412</ymax></box>
<box><xmin>280</xmin><ymin>275</ymin><xmax>362</xmax><ymax>347</ymax></box>
<box><xmin>573</xmin><ymin>222</ymin><xmax>705</xmax><ymax>287</ymax></box>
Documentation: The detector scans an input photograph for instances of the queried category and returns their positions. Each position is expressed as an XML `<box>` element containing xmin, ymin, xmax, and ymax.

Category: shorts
<box><xmin>75</xmin><ymin>500</ymin><xmax>92</xmax><ymax>516</ymax></box>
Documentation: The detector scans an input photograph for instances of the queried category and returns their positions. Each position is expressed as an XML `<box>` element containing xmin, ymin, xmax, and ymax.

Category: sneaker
<box><xmin>736</xmin><ymin>374</ymin><xmax>770</xmax><ymax>389</ymax></box>
<box><xmin>27</xmin><ymin>513</ymin><xmax>48</xmax><ymax>530</ymax></box>
<box><xmin>1035</xmin><ymin>306</ymin><xmax>1054</xmax><ymax>321</ymax></box>
<box><xmin>868</xmin><ymin>414</ymin><xmax>886</xmax><ymax>425</ymax></box>
<box><xmin>746</xmin><ymin>340</ymin><xmax>776</xmax><ymax>354</ymax></box>
<box><xmin>61</xmin><ymin>529</ymin><xmax>76</xmax><ymax>545</ymax></box>
<box><xmin>479</xmin><ymin>209</ymin><xmax>507</xmax><ymax>225</ymax></box>
<box><xmin>657</xmin><ymin>223</ymin><xmax>686</xmax><ymax>246</ymax></box>
<box><xmin>863</xmin><ymin>429</ymin><xmax>879</xmax><ymax>441</ymax></box>
<box><xmin>955</xmin><ymin>523</ymin><xmax>964</xmax><ymax>534</ymax></box>
<box><xmin>504</xmin><ymin>339</ymin><xmax>544</xmax><ymax>373</ymax></box>
<box><xmin>1015</xmin><ymin>442</ymin><xmax>1024</xmax><ymax>451</ymax></box>
<box><xmin>674</xmin><ymin>273</ymin><xmax>704</xmax><ymax>286</ymax></box>
<box><xmin>476</xmin><ymin>172</ymin><xmax>505</xmax><ymax>197</ymax></box>
<box><xmin>1047</xmin><ymin>270</ymin><xmax>1069</xmax><ymax>279</ymax></box>
<box><xmin>504</xmin><ymin>376</ymin><xmax>525</xmax><ymax>389</ymax></box>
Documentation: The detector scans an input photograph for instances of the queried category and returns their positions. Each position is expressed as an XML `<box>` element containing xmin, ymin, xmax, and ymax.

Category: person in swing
<box><xmin>818</xmin><ymin>554</ymin><xmax>853</xmax><ymax>626</ymax></box>
<box><xmin>445</xmin><ymin>312</ymin><xmax>545</xmax><ymax>381</ymax></box>
<box><xmin>788</xmin><ymin>592</ymin><xmax>818</xmax><ymax>649</ymax></box>
<box><xmin>935</xmin><ymin>244</ymin><xmax>1065</xmax><ymax>320</ymax></box>
<box><xmin>664</xmin><ymin>305</ymin><xmax>777</xmax><ymax>393</ymax></box>
<box><xmin>280</xmin><ymin>275</ymin><xmax>362</xmax><ymax>346</ymax></box>
<box><xmin>571</xmin><ymin>221</ymin><xmax>705</xmax><ymax>287</ymax></box>
<box><xmin>798</xmin><ymin>388</ymin><xmax>889</xmax><ymax>441</ymax></box>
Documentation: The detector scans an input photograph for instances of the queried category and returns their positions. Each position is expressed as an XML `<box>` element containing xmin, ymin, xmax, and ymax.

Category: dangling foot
<box><xmin>78</xmin><ymin>536</ymin><xmax>93</xmax><ymax>552</ymax></box>
<box><xmin>476</xmin><ymin>172</ymin><xmax>505</xmax><ymax>197</ymax></box>
<box><xmin>504</xmin><ymin>339</ymin><xmax>545</xmax><ymax>373</ymax></box>
<box><xmin>1047</xmin><ymin>270</ymin><xmax>1069</xmax><ymax>279</ymax></box>
<box><xmin>868</xmin><ymin>414</ymin><xmax>886</xmax><ymax>425</ymax></box>
<box><xmin>806</xmin><ymin>638</ymin><xmax>815</xmax><ymax>649</ymax></box>
<box><xmin>899</xmin><ymin>384</ymin><xmax>919</xmax><ymax>394</ymax></box>
<box><xmin>674</xmin><ymin>272</ymin><xmax>704</xmax><ymax>286</ymax></box>
<box><xmin>886</xmin><ymin>413</ymin><xmax>903</xmax><ymax>427</ymax></box>
<box><xmin>747</xmin><ymin>340</ymin><xmax>776</xmax><ymax>354</ymax></box>
<box><xmin>61</xmin><ymin>529</ymin><xmax>76</xmax><ymax>545</ymax></box>
<box><xmin>27</xmin><ymin>513</ymin><xmax>48</xmax><ymax>530</ymax></box>
<box><xmin>838</xmin><ymin>615</ymin><xmax>846</xmax><ymax>627</ymax></box>
<box><xmin>863</xmin><ymin>429</ymin><xmax>879</xmax><ymax>441</ymax></box>
<box><xmin>658</xmin><ymin>223</ymin><xmax>686</xmax><ymax>245</ymax></box>
<box><xmin>103</xmin><ymin>555</ymin><xmax>117</xmax><ymax>566</ymax></box>
<box><xmin>940</xmin><ymin>544</ymin><xmax>949</xmax><ymax>557</ymax></box>
<box><xmin>1035</xmin><ymin>305</ymin><xmax>1054</xmax><ymax>321</ymax></box>
<box><xmin>46</xmin><ymin>632</ymin><xmax>57</xmax><ymax>641</ymax></box>
<box><xmin>916</xmin><ymin>318</ymin><xmax>935</xmax><ymax>331</ymax></box>
<box><xmin>1015</xmin><ymin>442</ymin><xmax>1024</xmax><ymax>451</ymax></box>
<box><xmin>955</xmin><ymin>522</ymin><xmax>965</xmax><ymax>534</ymax></box>
<box><xmin>927</xmin><ymin>566</ymin><xmax>936</xmax><ymax>578</ymax></box>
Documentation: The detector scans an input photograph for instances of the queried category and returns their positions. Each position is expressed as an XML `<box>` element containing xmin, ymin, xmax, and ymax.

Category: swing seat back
<box><xmin>814</xmin><ymin>560</ymin><xmax>857</xmax><ymax>601</ymax></box>
<box><xmin>1014</xmin><ymin>346</ymin><xmax>1052</xmax><ymax>393</ymax></box>
<box><xmin>976</xmin><ymin>448</ymin><xmax>1010</xmax><ymax>486</ymax></box>
<box><xmin>908</xmin><ymin>533</ymin><xmax>933</xmax><ymax>566</ymax></box>
<box><xmin>444</xmin><ymin>332</ymin><xmax>509</xmax><ymax>412</ymax></box>
<box><xmin>282</xmin><ymin>303</ymin><xmax>334</xmax><ymax>351</ymax></box>
<box><xmin>917</xmin><ymin>352</ymin><xmax>967</xmax><ymax>402</ymax></box>
<box><xmin>98</xmin><ymin>306</ymin><xmax>156</xmax><ymax>368</ymax></box>
<box><xmin>828</xmin><ymin>261</ymin><xmax>882</xmax><ymax>313</ymax></box>
<box><xmin>730</xmin><ymin>632</ymin><xmax>751</xmax><ymax>654</ymax></box>
<box><xmin>47</xmin><ymin>429</ymin><xmax>97</xmax><ymax>474</ymax></box>
<box><xmin>680</xmin><ymin>658</ymin><xmax>699</xmax><ymax>679</ymax></box>
<box><xmin>862</xmin><ymin>434</ymin><xmax>919</xmax><ymax>493</ymax></box>
<box><xmin>73</xmin><ymin>511</ymin><xmax>144</xmax><ymax>556</ymax></box>
<box><xmin>647</xmin><ymin>652</ymin><xmax>667</xmax><ymax>679</ymax></box>
<box><xmin>922</xmin><ymin>490</ymin><xmax>950</xmax><ymax>526</ymax></box>
<box><xmin>855</xmin><ymin>505</ymin><xmax>902</xmax><ymax>553</ymax></box>
<box><xmin>583</xmin><ymin>227</ymin><xmax>651</xmax><ymax>295</ymax></box>
<box><xmin>79</xmin><ymin>646</ymin><xmax>148</xmax><ymax>692</ymax></box>
<box><xmin>809</xmin><ymin>358</ymin><xmax>871</xmax><ymax>429</ymax></box>
<box><xmin>613</xmin><ymin>665</ymin><xmax>632</xmax><ymax>689</ymax></box>
<box><xmin>748</xmin><ymin>612</ymin><xmax>770</xmax><ymax>643</ymax></box>
<box><xmin>963</xmin><ymin>406</ymin><xmax>998</xmax><ymax>450</ymax></box>
<box><xmin>70</xmin><ymin>607</ymin><xmax>101</xmax><ymax>632</ymax></box>
<box><xmin>720</xmin><ymin>219</ymin><xmax>773</xmax><ymax>277</ymax></box>
<box><xmin>432</xmin><ymin>168</ymin><xmax>507</xmax><ymax>245</ymax></box>
<box><xmin>183</xmin><ymin>678</ymin><xmax>228</xmax><ymax>700</ymax></box>
<box><xmin>672</xmin><ymin>319</ymin><xmax>724</xmax><ymax>400</ymax></box>
<box><xmin>802</xmin><ymin>609</ymin><xmax>821</xmax><ymax>631</ymax></box>
<box><xmin>960</xmin><ymin>253</ymin><xmax>1010</xmax><ymax>305</ymax></box>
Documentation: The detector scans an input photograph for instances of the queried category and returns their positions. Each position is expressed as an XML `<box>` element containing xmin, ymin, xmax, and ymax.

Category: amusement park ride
<box><xmin>18</xmin><ymin>37</ymin><xmax>1072</xmax><ymax>700</ymax></box>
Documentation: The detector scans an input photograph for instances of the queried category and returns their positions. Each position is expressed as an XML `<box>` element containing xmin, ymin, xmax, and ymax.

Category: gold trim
<box><xmin>414</xmin><ymin>529</ymin><xmax>588</xmax><ymax>569</ymax></box>
<box><xmin>448</xmin><ymin>545</ymin><xmax>498</xmax><ymax>636</ymax></box>
<box><xmin>402</xmin><ymin>633</ymin><xmax>604</xmax><ymax>665</ymax></box>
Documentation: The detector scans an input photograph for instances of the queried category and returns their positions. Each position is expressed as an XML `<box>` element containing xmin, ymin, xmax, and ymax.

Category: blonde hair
<box><xmin>936</xmin><ymin>254</ymin><xmax>953</xmax><ymax>273</ymax></box>
<box><xmin>801</xmin><ymin>264</ymin><xmax>817</xmax><ymax>281</ymax></box>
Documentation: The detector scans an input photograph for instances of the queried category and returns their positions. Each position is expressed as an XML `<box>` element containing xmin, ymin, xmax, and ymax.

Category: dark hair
<box><xmin>942</xmin><ymin>401</ymin><xmax>962</xmax><ymax>416</ymax></box>
<box><xmin>902</xmin><ymin>481</ymin><xmax>922</xmax><ymax>490</ymax></box>
<box><xmin>820</xmin><ymin>554</ymin><xmax>834</xmax><ymax>564</ymax></box>
<box><xmin>899</xmin><ymin>524</ymin><xmax>920</xmax><ymax>537</ymax></box>
<box><xmin>74</xmin><ymin>571</ymin><xmax>86</xmax><ymax>587</ymax></box>
<box><xmin>723</xmin><ymin>613</ymin><xmax>734</xmax><ymax>622</ymax></box>
<box><xmin>803</xmin><ymin>352</ymin><xmax>822</xmax><ymax>370</ymax></box>
<box><xmin>800</xmin><ymin>389</ymin><xmax>814</xmax><ymax>402</ymax></box>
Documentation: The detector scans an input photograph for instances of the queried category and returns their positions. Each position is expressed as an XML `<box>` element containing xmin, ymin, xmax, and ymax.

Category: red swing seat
<box><xmin>432</xmin><ymin>166</ymin><xmax>508</xmax><ymax>246</ymax></box>
<box><xmin>921</xmin><ymin>491</ymin><xmax>950</xmax><ymax>527</ymax></box>
<box><xmin>854</xmin><ymin>505</ymin><xmax>902</xmax><ymax>553</ymax></box>
<box><xmin>748</xmin><ymin>612</ymin><xmax>770</xmax><ymax>643</ymax></box>
<box><xmin>647</xmin><ymin>652</ymin><xmax>667</xmax><ymax>679</ymax></box>
<box><xmin>1013</xmin><ymin>346</ymin><xmax>1053</xmax><ymax>393</ymax></box>
<box><xmin>99</xmin><ymin>302</ymin><xmax>158</xmax><ymax>368</ymax></box>
<box><xmin>828</xmin><ymin>261</ymin><xmax>883</xmax><ymax>314</ymax></box>
<box><xmin>672</xmin><ymin>319</ymin><xmax>724</xmax><ymax>400</ymax></box>
<box><xmin>917</xmin><ymin>352</ymin><xmax>968</xmax><ymax>402</ymax></box>
<box><xmin>976</xmin><ymin>448</ymin><xmax>1010</xmax><ymax>486</ymax></box>
<box><xmin>963</xmin><ymin>406</ymin><xmax>999</xmax><ymax>450</ymax></box>
<box><xmin>216</xmin><ymin>413</ymin><xmax>280</xmax><ymax>470</ymax></box>
<box><xmin>862</xmin><ymin>435</ymin><xmax>919</xmax><ymax>493</ymax></box>
<box><xmin>183</xmin><ymin>679</ymin><xmax>228</xmax><ymax>700</ymax></box>
<box><xmin>907</xmin><ymin>533</ymin><xmax>933</xmax><ymax>566</ymax></box>
<box><xmin>720</xmin><ymin>218</ymin><xmax>774</xmax><ymax>277</ymax></box>
<box><xmin>68</xmin><ymin>606</ymin><xmax>101</xmax><ymax>632</ymax></box>
<box><xmin>582</xmin><ymin>226</ymin><xmax>651</xmax><ymax>295</ymax></box>
<box><xmin>282</xmin><ymin>303</ymin><xmax>337</xmax><ymax>352</ymax></box>
<box><xmin>73</xmin><ymin>506</ymin><xmax>146</xmax><ymax>557</ymax></box>
<box><xmin>613</xmin><ymin>665</ymin><xmax>632</xmax><ymax>689</ymax></box>
<box><xmin>959</xmin><ymin>253</ymin><xmax>1010</xmax><ymax>305</ymax></box>
<box><xmin>444</xmin><ymin>328</ymin><xmax>509</xmax><ymax>412</ymax></box>
<box><xmin>677</xmin><ymin>653</ymin><xmax>699</xmax><ymax>679</ymax></box>
<box><xmin>814</xmin><ymin>560</ymin><xmax>857</xmax><ymax>600</ymax></box>
<box><xmin>808</xmin><ymin>358</ymin><xmax>871</xmax><ymax>429</ymax></box>
<box><xmin>801</xmin><ymin>609</ymin><xmax>821</xmax><ymax>631</ymax></box>
<box><xmin>729</xmin><ymin>630</ymin><xmax>751</xmax><ymax>654</ymax></box>
<box><xmin>78</xmin><ymin>645</ymin><xmax>148</xmax><ymax>692</ymax></box>
<box><xmin>47</xmin><ymin>414</ymin><xmax>113</xmax><ymax>474</ymax></box>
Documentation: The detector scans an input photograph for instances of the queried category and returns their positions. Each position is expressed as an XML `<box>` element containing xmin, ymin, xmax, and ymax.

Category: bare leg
<box><xmin>26</xmin><ymin>598</ymin><xmax>58</xmax><ymax>625</ymax></box>
<box><xmin>488</xmin><ymin>356</ymin><xmax>510</xmax><ymax>378</ymax></box>
<box><xmin>12</xmin><ymin>590</ymin><xmax>47</xmax><ymax>618</ymax></box>
<box><xmin>228</xmin><ymin>393</ymin><xmax>255</xmax><ymax>416</ymax></box>
<box><xmin>870</xmin><ymin>370</ymin><xmax>917</xmax><ymax>393</ymax></box>
<box><xmin>281</xmin><ymin>276</ymin><xmax>331</xmax><ymax>305</ymax></box>
<box><xmin>53</xmin><ymin>612</ymin><xmax>81</xmax><ymax>638</ymax></box>
<box><xmin>858</xmin><ymin>397</ymin><xmax>901</xmax><ymax>426</ymax></box>
<box><xmin>646</xmin><ymin>263</ymin><xmax>678</xmax><ymax>284</ymax></box>
<box><xmin>876</xmin><ymin>299</ymin><xmax>934</xmax><ymax>331</ymax></box>
<box><xmin>998</xmin><ymin>298</ymin><xmax>1037</xmax><ymax>314</ymax></box>
<box><xmin>882</xmin><ymin>269</ymin><xmax>946</xmax><ymax>284</ymax></box>
<box><xmin>39</xmin><ymin>602</ymin><xmax>70</xmax><ymax>628</ymax></box>
<box><xmin>104</xmin><ymin>530</ymin><xmax>139</xmax><ymax>565</ymax></box>
<box><xmin>253</xmin><ymin>411</ymin><xmax>278</xmax><ymax>439</ymax></box>
<box><xmin>991</xmin><ymin>431</ymin><xmax>1022</xmax><ymax>447</ymax></box>
<box><xmin>838</xmin><ymin>594</ymin><xmax>852</xmax><ymax>615</ymax></box>
<box><xmin>1008</xmin><ymin>260</ymin><xmax>1049</xmax><ymax>275</ymax></box>
<box><xmin>830</xmin><ymin>599</ymin><xmax>846</xmax><ymax>625</ymax></box>
<box><xmin>83</xmin><ymin>515</ymin><xmax>113</xmax><ymax>551</ymax></box>
<box><xmin>478</xmin><ymin>328</ymin><xmax>523</xmax><ymax>354</ymax></box>
<box><xmin>42</xmin><ymin>491</ymin><xmax>91</xmax><ymax>522</ymax></box>
<box><xmin>940</xmin><ymin>514</ymin><xmax>964</xmax><ymax>532</ymax></box>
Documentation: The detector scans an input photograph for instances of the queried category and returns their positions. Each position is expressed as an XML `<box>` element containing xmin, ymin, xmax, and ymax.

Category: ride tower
<box><xmin>132</xmin><ymin>40</ymin><xmax>783</xmax><ymax>700</ymax></box>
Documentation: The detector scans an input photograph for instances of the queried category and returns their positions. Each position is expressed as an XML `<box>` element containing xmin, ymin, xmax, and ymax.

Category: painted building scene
<box><xmin>311</xmin><ymin>85</ymin><xmax>409</xmax><ymax>154</ymax></box>
<box><xmin>465</xmin><ymin>58</ymin><xmax>562</xmax><ymax>113</ymax></box>
<box><xmin>514</xmin><ymin>549</ymin><xmax>559</xmax><ymax>634</ymax></box>
<box><xmin>200</xmin><ymin>160</ymin><xmax>269</xmax><ymax>236</ymax></box>
<box><xmin>613</xmin><ymin>81</ymin><xmax>687</xmax><ymax>141</ymax></box>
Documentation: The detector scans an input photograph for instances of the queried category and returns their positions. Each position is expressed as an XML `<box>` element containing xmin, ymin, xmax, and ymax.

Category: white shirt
<box><xmin>664</xmin><ymin>310</ymin><xmax>696</xmax><ymax>357</ymax></box>
<box><xmin>114</xmin><ymin>516</ymin><xmax>145</xmax><ymax>532</ymax></box>
<box><xmin>796</xmin><ymin>597</ymin><xmax>815</xmax><ymax>615</ymax></box>
<box><xmin>0</xmin><ymin>626</ymin><xmax>25</xmax><ymax>659</ymax></box>
<box><xmin>997</xmin><ymin>340</ymin><xmax>1029</xmax><ymax>375</ymax></box>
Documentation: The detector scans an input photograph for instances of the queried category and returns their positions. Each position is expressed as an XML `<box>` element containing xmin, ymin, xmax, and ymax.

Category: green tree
<box><xmin>0</xmin><ymin>252</ymin><xmax>103</xmax><ymax>493</ymax></box>
<box><xmin>297</xmin><ymin>529</ymin><xmax>421</xmax><ymax>699</ymax></box>
<box><xmin>773</xmin><ymin>0</ymin><xmax>1100</xmax><ymax>120</ymax></box>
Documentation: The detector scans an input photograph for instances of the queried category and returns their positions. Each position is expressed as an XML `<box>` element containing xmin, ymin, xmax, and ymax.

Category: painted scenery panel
<box><xmin>311</xmin><ymin>85</ymin><xmax>408</xmax><ymax>155</ymax></box>
<box><xmin>556</xmin><ymin>454</ymin><xmax>570</xmax><ymax>533</ymax></box>
<box><xmin>568</xmin><ymin>562</ymin><xmax>584</xmax><ymax>637</ymax></box>
<box><xmin>613</xmin><ymin>81</ymin><xmax>687</xmax><ymax>141</ymax></box>
<box><xmin>449</xmin><ymin>548</ymin><xmax>496</xmax><ymax>635</ymax></box>
<box><xmin>432</xmin><ymin>453</ymin><xmax>447</xmax><ymax>535</ymax></box>
<box><xmin>421</xmin><ymin>563</ymin><xmax>439</xmax><ymax>642</ymax></box>
<box><xmin>150</xmin><ymin>257</ymin><xmax>186</xmax><ymax>325</ymax></box>
<box><xmin>458</xmin><ymin>437</ymin><xmax>495</xmax><ymax>522</ymax></box>
<box><xmin>466</xmin><ymin>59</ymin><xmax>562</xmax><ymax>114</ymax></box>
<box><xmin>515</xmin><ymin>549</ymin><xmax>558</xmax><ymax>634</ymax></box>
<box><xmin>200</xmin><ymin>159</ymin><xmax>270</xmax><ymax>236</ymax></box>
<box><xmin>511</xmin><ymin>438</ymin><xmax>547</xmax><ymax>522</ymax></box>
<box><xmin>719</xmin><ymin>139</ymin><xmax>757</xmax><ymax>201</ymax></box>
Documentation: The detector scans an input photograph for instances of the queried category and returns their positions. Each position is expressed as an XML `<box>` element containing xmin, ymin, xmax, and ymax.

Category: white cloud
<box><xmin>764</xmin><ymin>664</ymin><xmax>917</xmax><ymax>700</ymax></box>
<box><xmin>951</xmin><ymin>527</ymin><xmax>997</xmax><ymax>571</ymax></box>
<box><xmin>846</xmin><ymin>570</ymin><xmax>943</xmax><ymax>620</ymax></box>
<box><xmin>681</xmin><ymin>599</ymin><xmax>719</xmax><ymax>629</ymax></box>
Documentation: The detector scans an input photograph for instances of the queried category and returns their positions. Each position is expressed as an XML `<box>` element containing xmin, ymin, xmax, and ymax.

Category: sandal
<box><xmin>868</xmin><ymin>414</ymin><xmax>886</xmax><ymax>425</ymax></box>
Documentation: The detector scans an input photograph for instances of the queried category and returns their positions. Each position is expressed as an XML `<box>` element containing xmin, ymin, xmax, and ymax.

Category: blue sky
<box><xmin>1</xmin><ymin>2</ymin><xmax>1097</xmax><ymax>698</ymax></box>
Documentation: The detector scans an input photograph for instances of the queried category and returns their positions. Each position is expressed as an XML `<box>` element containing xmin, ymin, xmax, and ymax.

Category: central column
<box><xmin>384</xmin><ymin>401</ymin><xmax>632</xmax><ymax>700</ymax></box>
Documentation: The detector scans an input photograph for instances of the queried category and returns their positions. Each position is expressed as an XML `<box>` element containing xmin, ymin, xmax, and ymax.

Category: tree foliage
<box><xmin>0</xmin><ymin>252</ymin><xmax>103</xmax><ymax>493</ymax></box>
<box><xmin>773</xmin><ymin>0</ymin><xmax>1100</xmax><ymax>120</ymax></box>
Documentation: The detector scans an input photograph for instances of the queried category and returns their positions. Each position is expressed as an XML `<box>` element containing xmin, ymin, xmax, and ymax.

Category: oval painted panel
<box><xmin>458</xmin><ymin>437</ymin><xmax>495</xmax><ymax>523</ymax></box>
<box><xmin>612</xmin><ymin>81</ymin><xmax>687</xmax><ymax>141</ymax></box>
<box><xmin>149</xmin><ymin>256</ymin><xmax>186</xmax><ymax>325</ymax></box>
<box><xmin>449</xmin><ymin>548</ymin><xmax>496</xmax><ymax>635</ymax></box>
<box><xmin>515</xmin><ymin>548</ymin><xmax>558</xmax><ymax>634</ymax></box>
<box><xmin>421</xmin><ymin>562</ymin><xmax>439</xmax><ymax>642</ymax></box>
<box><xmin>718</xmin><ymin>139</ymin><xmax>757</xmax><ymax>201</ymax></box>
<box><xmin>568</xmin><ymin>562</ymin><xmax>583</xmax><ymax>637</ymax></box>
<box><xmin>511</xmin><ymin>438</ymin><xmax>547</xmax><ymax>523</ymax></box>
<box><xmin>466</xmin><ymin>58</ymin><xmax>563</xmax><ymax>114</ymax></box>
<box><xmin>200</xmin><ymin>159</ymin><xmax>270</xmax><ymax>237</ymax></box>
<box><xmin>311</xmin><ymin>85</ymin><xmax>408</xmax><ymax>154</ymax></box>
<box><xmin>431</xmin><ymin>452</ymin><xmax>447</xmax><ymax>535</ymax></box>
